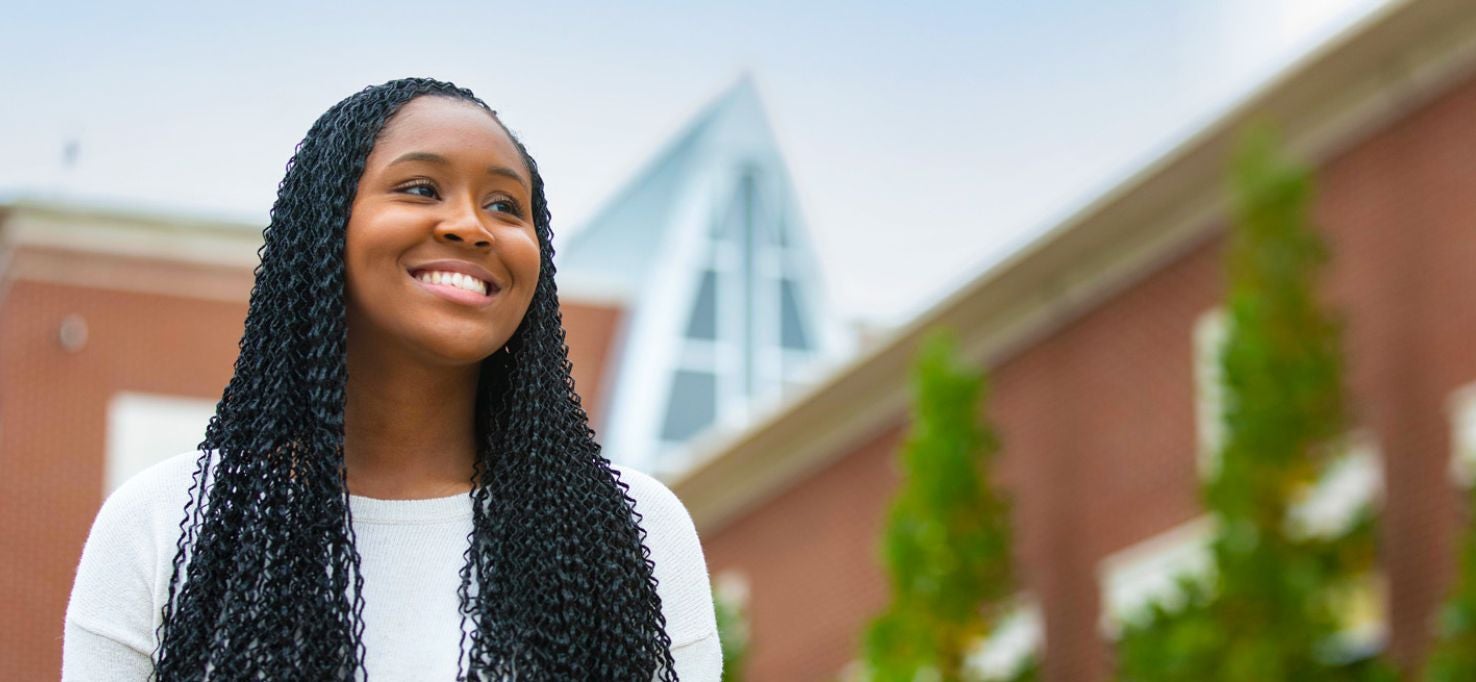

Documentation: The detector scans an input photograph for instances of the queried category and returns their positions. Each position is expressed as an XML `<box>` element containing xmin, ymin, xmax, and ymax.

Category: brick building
<box><xmin>669</xmin><ymin>0</ymin><xmax>1476</xmax><ymax>679</ymax></box>
<box><xmin>6</xmin><ymin>0</ymin><xmax>1476</xmax><ymax>679</ymax></box>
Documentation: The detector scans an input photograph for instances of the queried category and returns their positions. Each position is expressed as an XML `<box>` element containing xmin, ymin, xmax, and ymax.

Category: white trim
<box><xmin>1285</xmin><ymin>430</ymin><xmax>1385</xmax><ymax>540</ymax></box>
<box><xmin>1447</xmin><ymin>381</ymin><xmax>1476</xmax><ymax>486</ymax></box>
<box><xmin>1193</xmin><ymin>307</ymin><xmax>1229</xmax><ymax>478</ymax></box>
<box><xmin>104</xmin><ymin>391</ymin><xmax>216</xmax><ymax>494</ymax></box>
<box><xmin>965</xmin><ymin>596</ymin><xmax>1044</xmax><ymax>681</ymax></box>
<box><xmin>1097</xmin><ymin>516</ymin><xmax>1217</xmax><ymax>636</ymax></box>
<box><xmin>2</xmin><ymin>199</ymin><xmax>261</xmax><ymax>269</ymax></box>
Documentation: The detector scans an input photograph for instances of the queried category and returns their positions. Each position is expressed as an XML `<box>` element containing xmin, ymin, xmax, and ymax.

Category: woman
<box><xmin>63</xmin><ymin>78</ymin><xmax>720</xmax><ymax>680</ymax></box>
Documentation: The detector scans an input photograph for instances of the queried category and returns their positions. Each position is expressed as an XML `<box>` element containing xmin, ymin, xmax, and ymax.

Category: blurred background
<box><xmin>8</xmin><ymin>0</ymin><xmax>1476</xmax><ymax>679</ymax></box>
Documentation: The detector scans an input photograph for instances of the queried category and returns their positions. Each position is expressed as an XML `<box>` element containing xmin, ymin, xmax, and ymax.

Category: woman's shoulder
<box><xmin>97</xmin><ymin>451</ymin><xmax>206</xmax><ymax>537</ymax></box>
<box><xmin>607</xmin><ymin>463</ymin><xmax>692</xmax><ymax>527</ymax></box>
<box><xmin>76</xmin><ymin>451</ymin><xmax>206</xmax><ymax>594</ymax></box>
<box><xmin>607</xmin><ymin>462</ymin><xmax>719</xmax><ymax>649</ymax></box>
<box><xmin>66</xmin><ymin>451</ymin><xmax>203</xmax><ymax>664</ymax></box>
<box><xmin>78</xmin><ymin>451</ymin><xmax>205</xmax><ymax>581</ymax></box>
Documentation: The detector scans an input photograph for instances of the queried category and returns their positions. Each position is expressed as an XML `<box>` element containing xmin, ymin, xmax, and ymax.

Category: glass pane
<box><xmin>780</xmin><ymin>279</ymin><xmax>810</xmax><ymax>350</ymax></box>
<box><xmin>686</xmin><ymin>270</ymin><xmax>718</xmax><ymax>339</ymax></box>
<box><xmin>660</xmin><ymin>370</ymin><xmax>717</xmax><ymax>441</ymax></box>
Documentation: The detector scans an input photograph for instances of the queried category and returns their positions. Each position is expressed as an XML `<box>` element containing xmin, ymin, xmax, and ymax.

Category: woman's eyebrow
<box><xmin>487</xmin><ymin>165</ymin><xmax>529</xmax><ymax>190</ymax></box>
<box><xmin>388</xmin><ymin>151</ymin><xmax>449</xmax><ymax>167</ymax></box>
<box><xmin>387</xmin><ymin>151</ymin><xmax>528</xmax><ymax>189</ymax></box>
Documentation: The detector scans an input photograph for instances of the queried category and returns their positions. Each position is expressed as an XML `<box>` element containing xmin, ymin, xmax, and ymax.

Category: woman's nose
<box><xmin>433</xmin><ymin>200</ymin><xmax>493</xmax><ymax>249</ymax></box>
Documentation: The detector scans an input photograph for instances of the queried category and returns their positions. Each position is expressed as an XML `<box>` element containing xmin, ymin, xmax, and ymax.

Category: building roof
<box><xmin>557</xmin><ymin>76</ymin><xmax>784</xmax><ymax>300</ymax></box>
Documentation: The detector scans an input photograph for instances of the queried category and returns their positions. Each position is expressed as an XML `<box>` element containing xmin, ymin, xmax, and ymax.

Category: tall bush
<box><xmin>1116</xmin><ymin>130</ymin><xmax>1391</xmax><ymax>681</ymax></box>
<box><xmin>863</xmin><ymin>330</ymin><xmax>1016</xmax><ymax>681</ymax></box>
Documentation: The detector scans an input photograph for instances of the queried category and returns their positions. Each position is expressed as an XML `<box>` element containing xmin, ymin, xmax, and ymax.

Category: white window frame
<box><xmin>1097</xmin><ymin>516</ymin><xmax>1217</xmax><ymax>637</ymax></box>
<box><xmin>1194</xmin><ymin>307</ymin><xmax>1384</xmax><ymax>537</ymax></box>
<box><xmin>964</xmin><ymin>595</ymin><xmax>1043</xmax><ymax>682</ymax></box>
<box><xmin>1448</xmin><ymin>382</ymin><xmax>1476</xmax><ymax>487</ymax></box>
<box><xmin>1284</xmin><ymin>430</ymin><xmax>1384</xmax><ymax>541</ymax></box>
<box><xmin>105</xmin><ymin>391</ymin><xmax>215</xmax><ymax>494</ymax></box>
<box><xmin>1096</xmin><ymin>516</ymin><xmax>1387</xmax><ymax>657</ymax></box>
<box><xmin>1193</xmin><ymin>308</ymin><xmax>1228</xmax><ymax>478</ymax></box>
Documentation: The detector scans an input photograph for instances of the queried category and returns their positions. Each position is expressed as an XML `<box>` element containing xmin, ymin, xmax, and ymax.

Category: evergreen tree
<box><xmin>1116</xmin><ymin>130</ymin><xmax>1392</xmax><ymax>681</ymax></box>
<box><xmin>863</xmin><ymin>330</ymin><xmax>1016</xmax><ymax>681</ymax></box>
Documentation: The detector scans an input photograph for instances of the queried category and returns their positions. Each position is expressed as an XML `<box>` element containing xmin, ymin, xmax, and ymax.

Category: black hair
<box><xmin>153</xmin><ymin>77</ymin><xmax>678</xmax><ymax>680</ymax></box>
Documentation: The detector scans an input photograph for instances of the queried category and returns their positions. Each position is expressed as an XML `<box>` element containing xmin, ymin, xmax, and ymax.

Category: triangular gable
<box><xmin>561</xmin><ymin>77</ymin><xmax>852</xmax><ymax>475</ymax></box>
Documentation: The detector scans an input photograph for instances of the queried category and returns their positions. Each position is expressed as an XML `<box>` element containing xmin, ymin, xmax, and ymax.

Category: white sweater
<box><xmin>63</xmin><ymin>452</ymin><xmax>722</xmax><ymax>681</ymax></box>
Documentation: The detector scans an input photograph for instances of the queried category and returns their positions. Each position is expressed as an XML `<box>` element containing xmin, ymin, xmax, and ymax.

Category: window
<box><xmin>660</xmin><ymin>370</ymin><xmax>718</xmax><ymax>442</ymax></box>
<box><xmin>1449</xmin><ymin>382</ymin><xmax>1476</xmax><ymax>486</ymax></box>
<box><xmin>1097</xmin><ymin>517</ymin><xmax>1216</xmax><ymax>636</ymax></box>
<box><xmin>1098</xmin><ymin>513</ymin><xmax>1386</xmax><ymax>657</ymax></box>
<box><xmin>1285</xmin><ymin>431</ymin><xmax>1383</xmax><ymax>540</ymax></box>
<box><xmin>686</xmin><ymin>270</ymin><xmax>718</xmax><ymax>340</ymax></box>
<box><xmin>838</xmin><ymin>596</ymin><xmax>1042</xmax><ymax>682</ymax></box>
<box><xmin>779</xmin><ymin>278</ymin><xmax>810</xmax><ymax>351</ymax></box>
<box><xmin>1193</xmin><ymin>308</ymin><xmax>1228</xmax><ymax>477</ymax></box>
<box><xmin>1194</xmin><ymin>306</ymin><xmax>1383</xmax><ymax>529</ymax></box>
<box><xmin>964</xmin><ymin>596</ymin><xmax>1043</xmax><ymax>681</ymax></box>
<box><xmin>105</xmin><ymin>391</ymin><xmax>216</xmax><ymax>494</ymax></box>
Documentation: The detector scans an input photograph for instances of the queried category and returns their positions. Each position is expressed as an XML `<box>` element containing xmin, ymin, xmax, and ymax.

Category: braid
<box><xmin>154</xmin><ymin>77</ymin><xmax>678</xmax><ymax>681</ymax></box>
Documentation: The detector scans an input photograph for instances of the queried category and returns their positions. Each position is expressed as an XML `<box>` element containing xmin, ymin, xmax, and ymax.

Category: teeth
<box><xmin>416</xmin><ymin>270</ymin><xmax>488</xmax><ymax>296</ymax></box>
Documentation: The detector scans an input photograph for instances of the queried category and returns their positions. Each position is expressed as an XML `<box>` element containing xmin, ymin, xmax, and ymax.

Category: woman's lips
<box><xmin>409</xmin><ymin>272</ymin><xmax>498</xmax><ymax>308</ymax></box>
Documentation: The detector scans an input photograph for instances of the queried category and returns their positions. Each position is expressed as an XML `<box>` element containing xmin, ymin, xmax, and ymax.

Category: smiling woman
<box><xmin>345</xmin><ymin>99</ymin><xmax>541</xmax><ymax>377</ymax></box>
<box><xmin>61</xmin><ymin>78</ymin><xmax>720</xmax><ymax>681</ymax></box>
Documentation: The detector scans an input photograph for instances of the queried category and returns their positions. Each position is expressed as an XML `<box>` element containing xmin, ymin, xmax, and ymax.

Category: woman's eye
<box><xmin>400</xmin><ymin>182</ymin><xmax>438</xmax><ymax>199</ymax></box>
<box><xmin>486</xmin><ymin>199</ymin><xmax>522</xmax><ymax>216</ymax></box>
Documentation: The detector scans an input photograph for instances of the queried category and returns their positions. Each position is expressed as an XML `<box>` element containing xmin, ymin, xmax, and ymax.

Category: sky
<box><xmin>0</xmin><ymin>0</ymin><xmax>1388</xmax><ymax>326</ymax></box>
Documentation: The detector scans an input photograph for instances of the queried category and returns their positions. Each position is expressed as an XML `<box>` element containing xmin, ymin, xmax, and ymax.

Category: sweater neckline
<box><xmin>347</xmin><ymin>491</ymin><xmax>473</xmax><ymax>524</ymax></box>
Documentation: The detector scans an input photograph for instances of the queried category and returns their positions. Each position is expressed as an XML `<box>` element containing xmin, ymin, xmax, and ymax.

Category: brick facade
<box><xmin>696</xmin><ymin>58</ymin><xmax>1476</xmax><ymax>682</ymax></box>
<box><xmin>0</xmin><ymin>266</ymin><xmax>246</xmax><ymax>680</ymax></box>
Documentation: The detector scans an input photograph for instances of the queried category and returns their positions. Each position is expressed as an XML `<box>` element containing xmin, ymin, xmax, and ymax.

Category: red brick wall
<box><xmin>560</xmin><ymin>299</ymin><xmax>623</xmax><ymax>433</ymax></box>
<box><xmin>1316</xmin><ymin>67</ymin><xmax>1476</xmax><ymax>671</ymax></box>
<box><xmin>698</xmin><ymin>70</ymin><xmax>1476</xmax><ymax>682</ymax></box>
<box><xmin>0</xmin><ymin>263</ymin><xmax>246</xmax><ymax>680</ymax></box>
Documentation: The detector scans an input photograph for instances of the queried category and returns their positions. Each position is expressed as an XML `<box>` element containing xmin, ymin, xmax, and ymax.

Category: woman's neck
<box><xmin>343</xmin><ymin>348</ymin><xmax>481</xmax><ymax>500</ymax></box>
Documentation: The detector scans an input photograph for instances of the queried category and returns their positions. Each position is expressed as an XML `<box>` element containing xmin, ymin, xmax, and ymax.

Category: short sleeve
<box><xmin>612</xmin><ymin>464</ymin><xmax>723</xmax><ymax>680</ymax></box>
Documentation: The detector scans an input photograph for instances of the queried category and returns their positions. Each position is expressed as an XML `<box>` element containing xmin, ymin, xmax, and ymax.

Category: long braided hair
<box><xmin>153</xmin><ymin>78</ymin><xmax>678</xmax><ymax>680</ymax></box>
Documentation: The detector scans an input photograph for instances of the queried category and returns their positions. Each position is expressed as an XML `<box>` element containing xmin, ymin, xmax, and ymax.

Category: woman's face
<box><xmin>344</xmin><ymin>96</ymin><xmax>541</xmax><ymax>368</ymax></box>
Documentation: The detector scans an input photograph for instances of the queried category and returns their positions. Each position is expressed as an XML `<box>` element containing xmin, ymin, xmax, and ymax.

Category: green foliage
<box><xmin>1115</xmin><ymin>128</ymin><xmax>1393</xmax><ymax>681</ymax></box>
<box><xmin>714</xmin><ymin>585</ymin><xmax>750</xmax><ymax>681</ymax></box>
<box><xmin>1007</xmin><ymin>656</ymin><xmax>1040</xmax><ymax>682</ymax></box>
<box><xmin>993</xmin><ymin>653</ymin><xmax>1041</xmax><ymax>682</ymax></box>
<box><xmin>1426</xmin><ymin>488</ymin><xmax>1476</xmax><ymax>680</ymax></box>
<box><xmin>863</xmin><ymin>330</ymin><xmax>1015</xmax><ymax>682</ymax></box>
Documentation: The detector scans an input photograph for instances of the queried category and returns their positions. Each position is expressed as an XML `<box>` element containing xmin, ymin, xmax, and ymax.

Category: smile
<box><xmin>415</xmin><ymin>269</ymin><xmax>491</xmax><ymax>295</ymax></box>
<box><xmin>409</xmin><ymin>269</ymin><xmax>499</xmax><ymax>307</ymax></box>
